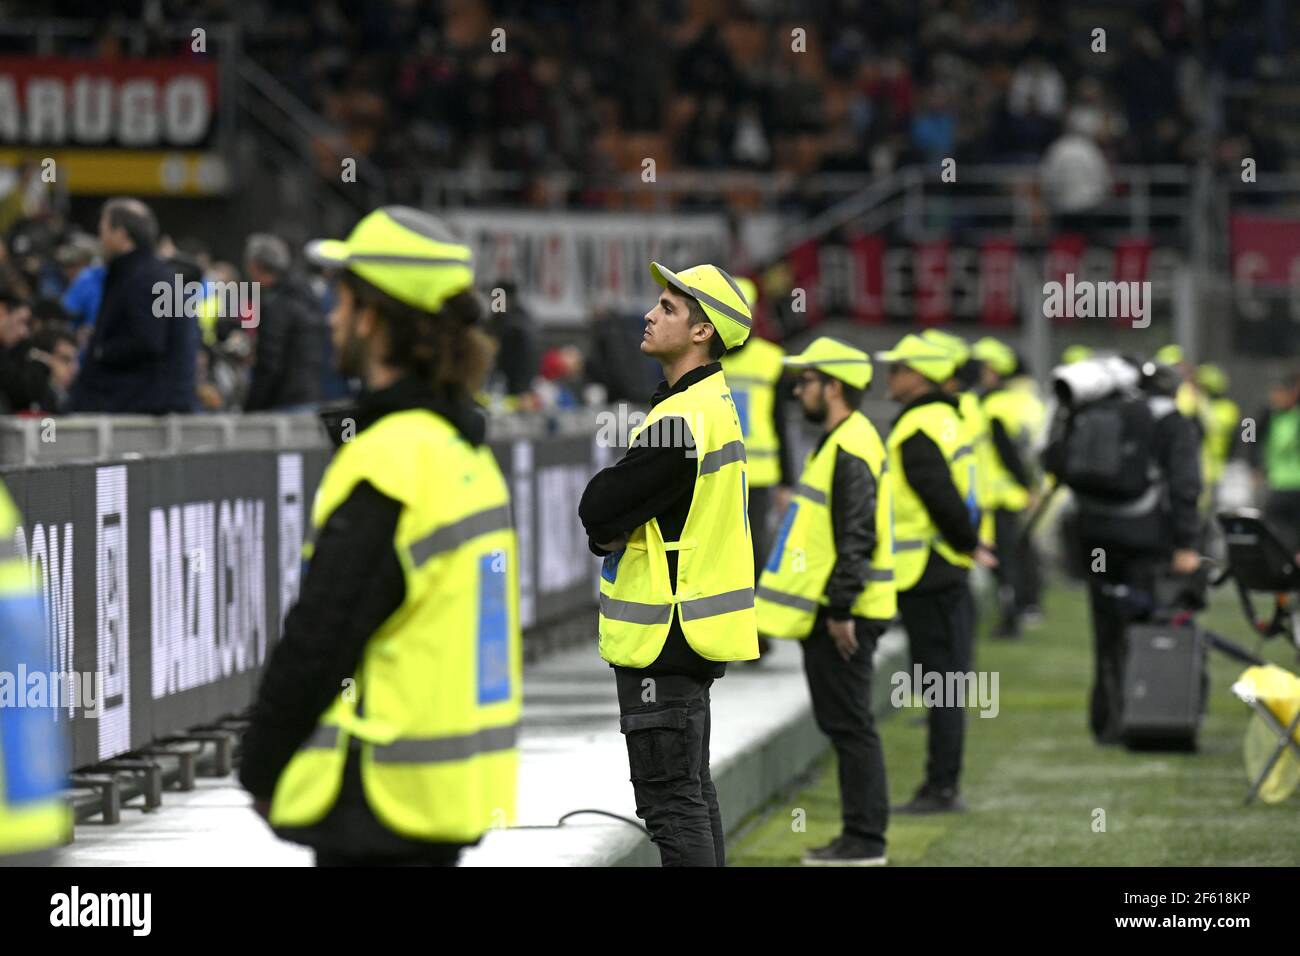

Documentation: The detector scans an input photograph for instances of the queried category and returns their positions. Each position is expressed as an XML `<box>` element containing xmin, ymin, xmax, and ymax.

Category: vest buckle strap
<box><xmin>409</xmin><ymin>503</ymin><xmax>512</xmax><ymax>566</ymax></box>
<box><xmin>699</xmin><ymin>440</ymin><xmax>747</xmax><ymax>475</ymax></box>
<box><xmin>794</xmin><ymin>482</ymin><xmax>826</xmax><ymax>505</ymax></box>
<box><xmin>372</xmin><ymin>723</ymin><xmax>520</xmax><ymax>764</ymax></box>
<box><xmin>600</xmin><ymin>592</ymin><xmax>673</xmax><ymax>626</ymax></box>
<box><xmin>678</xmin><ymin>586</ymin><xmax>755</xmax><ymax>622</ymax></box>
<box><xmin>755</xmin><ymin>585</ymin><xmax>818</xmax><ymax>613</ymax></box>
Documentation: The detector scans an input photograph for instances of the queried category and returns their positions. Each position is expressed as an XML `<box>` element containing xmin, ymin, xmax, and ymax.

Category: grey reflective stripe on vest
<box><xmin>795</xmin><ymin>482</ymin><xmax>826</xmax><ymax>505</ymax></box>
<box><xmin>298</xmin><ymin>723</ymin><xmax>518</xmax><ymax>762</ymax></box>
<box><xmin>864</xmin><ymin>568</ymin><xmax>895</xmax><ymax>582</ymax></box>
<box><xmin>699</xmin><ymin>440</ymin><xmax>747</xmax><ymax>475</ymax></box>
<box><xmin>373</xmin><ymin>723</ymin><xmax>518</xmax><ymax>764</ymax></box>
<box><xmin>345</xmin><ymin>253</ymin><xmax>472</xmax><ymax>268</ymax></box>
<box><xmin>723</xmin><ymin>374</ymin><xmax>769</xmax><ymax>387</ymax></box>
<box><xmin>691</xmin><ymin>285</ymin><xmax>752</xmax><ymax>330</ymax></box>
<box><xmin>755</xmin><ymin>585</ymin><xmax>817</xmax><ymax>613</ymax></box>
<box><xmin>748</xmin><ymin>449</ymin><xmax>778</xmax><ymax>457</ymax></box>
<box><xmin>716</xmin><ymin>267</ymin><xmax>748</xmax><ymax>307</ymax></box>
<box><xmin>302</xmin><ymin>725</ymin><xmax>340</xmax><ymax>749</ymax></box>
<box><xmin>894</xmin><ymin>538</ymin><xmax>927</xmax><ymax>552</ymax></box>
<box><xmin>410</xmin><ymin>504</ymin><xmax>512</xmax><ymax>566</ymax></box>
<box><xmin>600</xmin><ymin>592</ymin><xmax>673</xmax><ymax>626</ymax></box>
<box><xmin>679</xmin><ymin>587</ymin><xmax>754</xmax><ymax>622</ymax></box>
<box><xmin>0</xmin><ymin>538</ymin><xmax>18</xmax><ymax>562</ymax></box>
<box><xmin>952</xmin><ymin>443</ymin><xmax>972</xmax><ymax>461</ymax></box>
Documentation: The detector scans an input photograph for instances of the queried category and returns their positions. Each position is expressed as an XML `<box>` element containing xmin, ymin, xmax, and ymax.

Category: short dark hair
<box><xmin>0</xmin><ymin>288</ymin><xmax>28</xmax><ymax>312</ymax></box>
<box><xmin>816</xmin><ymin>371</ymin><xmax>863</xmax><ymax>408</ymax></box>
<box><xmin>686</xmin><ymin>297</ymin><xmax>727</xmax><ymax>360</ymax></box>
<box><xmin>31</xmin><ymin>325</ymin><xmax>75</xmax><ymax>354</ymax></box>
<box><xmin>102</xmin><ymin>197</ymin><xmax>158</xmax><ymax>249</ymax></box>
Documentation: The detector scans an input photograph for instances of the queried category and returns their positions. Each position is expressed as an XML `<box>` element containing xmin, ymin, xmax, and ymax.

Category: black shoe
<box><xmin>893</xmin><ymin>786</ymin><xmax>967</xmax><ymax>814</ymax></box>
<box><xmin>802</xmin><ymin>835</ymin><xmax>887</xmax><ymax>866</ymax></box>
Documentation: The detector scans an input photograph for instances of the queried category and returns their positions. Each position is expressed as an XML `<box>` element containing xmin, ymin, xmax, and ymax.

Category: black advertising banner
<box><xmin>1</xmin><ymin>435</ymin><xmax>602</xmax><ymax>771</ymax></box>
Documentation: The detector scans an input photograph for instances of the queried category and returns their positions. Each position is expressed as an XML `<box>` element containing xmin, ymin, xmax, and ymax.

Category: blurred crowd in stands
<box><xmin>0</xmin><ymin>190</ymin><xmax>627</xmax><ymax>417</ymax></box>
<box><xmin>21</xmin><ymin>0</ymin><xmax>1292</xmax><ymax>213</ymax></box>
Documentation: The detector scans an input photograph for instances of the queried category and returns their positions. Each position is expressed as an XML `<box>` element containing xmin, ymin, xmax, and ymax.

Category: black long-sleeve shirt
<box><xmin>578</xmin><ymin>361</ymin><xmax>727</xmax><ymax>678</ymax></box>
<box><xmin>240</xmin><ymin>377</ymin><xmax>488</xmax><ymax>858</ymax></box>
<box><xmin>814</xmin><ymin>414</ymin><xmax>882</xmax><ymax>620</ymax></box>
<box><xmin>895</xmin><ymin>391</ymin><xmax>979</xmax><ymax>592</ymax></box>
<box><xmin>989</xmin><ymin>417</ymin><xmax>1032</xmax><ymax>489</ymax></box>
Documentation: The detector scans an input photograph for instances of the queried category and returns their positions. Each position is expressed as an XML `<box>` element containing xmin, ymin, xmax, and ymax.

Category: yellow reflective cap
<box><xmin>876</xmin><ymin>333</ymin><xmax>956</xmax><ymax>383</ymax></box>
<box><xmin>920</xmin><ymin>328</ymin><xmax>971</xmax><ymax>368</ymax></box>
<box><xmin>784</xmin><ymin>336</ymin><xmax>874</xmax><ymax>389</ymax></box>
<box><xmin>1197</xmin><ymin>362</ymin><xmax>1228</xmax><ymax>394</ymax></box>
<box><xmin>735</xmin><ymin>277</ymin><xmax>758</xmax><ymax>310</ymax></box>
<box><xmin>305</xmin><ymin>206</ymin><xmax>475</xmax><ymax>314</ymax></box>
<box><xmin>1155</xmin><ymin>344</ymin><xmax>1184</xmax><ymax>366</ymax></box>
<box><xmin>972</xmin><ymin>336</ymin><xmax>1017</xmax><ymax>377</ymax></box>
<box><xmin>650</xmin><ymin>261</ymin><xmax>752</xmax><ymax>350</ymax></box>
<box><xmin>1061</xmin><ymin>344</ymin><xmax>1093</xmax><ymax>365</ymax></box>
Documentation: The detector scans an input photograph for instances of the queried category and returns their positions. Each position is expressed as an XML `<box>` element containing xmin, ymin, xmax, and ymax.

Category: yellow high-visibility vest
<box><xmin>756</xmin><ymin>411</ymin><xmax>895</xmax><ymax>638</ymax></box>
<box><xmin>270</xmin><ymin>408</ymin><xmax>522</xmax><ymax>843</ymax></box>
<box><xmin>721</xmin><ymin>337</ymin><xmax>785</xmax><ymax>488</ymax></box>
<box><xmin>957</xmin><ymin>389</ymin><xmax>995</xmax><ymax>542</ymax></box>
<box><xmin>1204</xmin><ymin>396</ymin><xmax>1240</xmax><ymax>487</ymax></box>
<box><xmin>0</xmin><ymin>482</ymin><xmax>71</xmax><ymax>859</ymax></box>
<box><xmin>888</xmin><ymin>399</ymin><xmax>974</xmax><ymax>591</ymax></box>
<box><xmin>981</xmin><ymin>388</ymin><xmax>1039</xmax><ymax>512</ymax></box>
<box><xmin>598</xmin><ymin>368</ymin><xmax>758</xmax><ymax>666</ymax></box>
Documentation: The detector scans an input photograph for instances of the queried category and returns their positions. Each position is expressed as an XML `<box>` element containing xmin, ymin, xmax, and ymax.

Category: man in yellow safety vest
<box><xmin>240</xmin><ymin>206</ymin><xmax>522</xmax><ymax>866</ymax></box>
<box><xmin>722</xmin><ymin>276</ymin><xmax>792</xmax><ymax>660</ymax></box>
<box><xmin>0</xmin><ymin>478</ymin><xmax>71</xmax><ymax>865</ymax></box>
<box><xmin>579</xmin><ymin>261</ymin><xmax>757</xmax><ymax>866</ymax></box>
<box><xmin>876</xmin><ymin>335</ymin><xmax>995</xmax><ymax>814</ymax></box>
<box><xmin>756</xmin><ymin>337</ymin><xmax>894</xmax><ymax>865</ymax></box>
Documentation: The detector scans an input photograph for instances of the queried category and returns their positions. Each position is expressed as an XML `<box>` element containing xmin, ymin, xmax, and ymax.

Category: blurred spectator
<box><xmin>71</xmin><ymin>198</ymin><xmax>197</xmax><ymax>415</ymax></box>
<box><xmin>587</xmin><ymin>299</ymin><xmax>658</xmax><ymax>403</ymax></box>
<box><xmin>22</xmin><ymin>325</ymin><xmax>79</xmax><ymax>413</ymax></box>
<box><xmin>0</xmin><ymin>290</ymin><xmax>36</xmax><ymax>413</ymax></box>
<box><xmin>488</xmin><ymin>279</ymin><xmax>539</xmax><ymax>396</ymax></box>
<box><xmin>243</xmin><ymin>234</ymin><xmax>325</xmax><ymax>412</ymax></box>
<box><xmin>57</xmin><ymin>233</ymin><xmax>105</xmax><ymax>341</ymax></box>
<box><xmin>1039</xmin><ymin>115</ymin><xmax>1112</xmax><ymax>237</ymax></box>
<box><xmin>535</xmin><ymin>345</ymin><xmax>585</xmax><ymax>408</ymax></box>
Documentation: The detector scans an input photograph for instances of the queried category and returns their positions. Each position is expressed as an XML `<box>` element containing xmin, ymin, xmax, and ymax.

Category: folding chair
<box><xmin>1232</xmin><ymin>665</ymin><xmax>1300</xmax><ymax>805</ymax></box>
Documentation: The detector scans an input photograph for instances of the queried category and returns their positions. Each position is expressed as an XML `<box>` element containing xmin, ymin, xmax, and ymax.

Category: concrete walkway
<box><xmin>59</xmin><ymin>629</ymin><xmax>906</xmax><ymax>867</ymax></box>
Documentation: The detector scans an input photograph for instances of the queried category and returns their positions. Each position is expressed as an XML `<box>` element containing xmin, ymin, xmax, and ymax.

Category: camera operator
<box><xmin>1044</xmin><ymin>355</ymin><xmax>1202</xmax><ymax>744</ymax></box>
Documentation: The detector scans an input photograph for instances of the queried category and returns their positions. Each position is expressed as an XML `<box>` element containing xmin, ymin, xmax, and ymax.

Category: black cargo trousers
<box><xmin>613</xmin><ymin>667</ymin><xmax>724</xmax><ymax>867</ymax></box>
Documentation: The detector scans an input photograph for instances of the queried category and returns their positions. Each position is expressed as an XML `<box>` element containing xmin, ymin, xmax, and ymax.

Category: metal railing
<box><xmin>0</xmin><ymin>407</ymin><xmax>619</xmax><ymax>468</ymax></box>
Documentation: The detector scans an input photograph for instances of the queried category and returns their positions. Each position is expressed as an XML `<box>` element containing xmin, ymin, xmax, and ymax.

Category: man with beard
<box><xmin>755</xmin><ymin>337</ymin><xmax>895</xmax><ymax>865</ymax></box>
<box><xmin>578</xmin><ymin>261</ymin><xmax>757</xmax><ymax>866</ymax></box>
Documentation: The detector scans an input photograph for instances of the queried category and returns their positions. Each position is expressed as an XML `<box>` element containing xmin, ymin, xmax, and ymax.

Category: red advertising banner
<box><xmin>0</xmin><ymin>57</ymin><xmax>219</xmax><ymax>147</ymax></box>
<box><xmin>980</xmin><ymin>238</ymin><xmax>1018</xmax><ymax>327</ymax></box>
<box><xmin>849</xmin><ymin>233</ymin><xmax>885</xmax><ymax>324</ymax></box>
<box><xmin>913</xmin><ymin>239</ymin><xmax>951</xmax><ymax>326</ymax></box>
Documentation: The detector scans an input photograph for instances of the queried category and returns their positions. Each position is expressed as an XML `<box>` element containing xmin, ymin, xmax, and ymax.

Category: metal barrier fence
<box><xmin>0</xmin><ymin>410</ymin><xmax>613</xmax><ymax>770</ymax></box>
